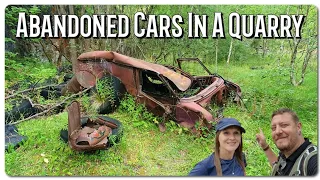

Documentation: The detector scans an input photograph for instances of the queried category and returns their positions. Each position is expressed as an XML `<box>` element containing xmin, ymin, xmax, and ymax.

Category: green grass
<box><xmin>5</xmin><ymin>57</ymin><xmax>317</xmax><ymax>176</ymax></box>
<box><xmin>5</xmin><ymin>112</ymin><xmax>213</xmax><ymax>176</ymax></box>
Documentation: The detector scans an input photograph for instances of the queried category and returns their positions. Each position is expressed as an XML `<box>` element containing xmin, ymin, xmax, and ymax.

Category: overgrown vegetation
<box><xmin>4</xmin><ymin>4</ymin><xmax>317</xmax><ymax>176</ymax></box>
<box><xmin>80</xmin><ymin>76</ymin><xmax>116</xmax><ymax>115</ymax></box>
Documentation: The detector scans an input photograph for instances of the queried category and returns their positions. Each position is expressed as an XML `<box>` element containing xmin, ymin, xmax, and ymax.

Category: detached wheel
<box><xmin>5</xmin><ymin>124</ymin><xmax>27</xmax><ymax>151</ymax></box>
<box><xmin>97</xmin><ymin>116</ymin><xmax>123</xmax><ymax>145</ymax></box>
<box><xmin>90</xmin><ymin>75</ymin><xmax>126</xmax><ymax>114</ymax></box>
<box><xmin>60</xmin><ymin>116</ymin><xmax>123</xmax><ymax>147</ymax></box>
<box><xmin>5</xmin><ymin>99</ymin><xmax>40</xmax><ymax>124</ymax></box>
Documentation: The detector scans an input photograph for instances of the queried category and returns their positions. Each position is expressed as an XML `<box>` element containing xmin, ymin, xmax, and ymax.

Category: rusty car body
<box><xmin>63</xmin><ymin>51</ymin><xmax>242</xmax><ymax>132</ymax></box>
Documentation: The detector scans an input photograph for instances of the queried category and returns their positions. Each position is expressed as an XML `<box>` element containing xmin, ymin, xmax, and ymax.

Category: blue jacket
<box><xmin>188</xmin><ymin>153</ymin><xmax>246</xmax><ymax>176</ymax></box>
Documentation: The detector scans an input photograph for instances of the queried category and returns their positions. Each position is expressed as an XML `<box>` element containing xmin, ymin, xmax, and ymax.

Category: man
<box><xmin>256</xmin><ymin>108</ymin><xmax>317</xmax><ymax>176</ymax></box>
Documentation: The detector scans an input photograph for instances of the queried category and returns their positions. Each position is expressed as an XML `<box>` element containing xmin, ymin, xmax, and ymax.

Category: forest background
<box><xmin>3</xmin><ymin>5</ymin><xmax>318</xmax><ymax>176</ymax></box>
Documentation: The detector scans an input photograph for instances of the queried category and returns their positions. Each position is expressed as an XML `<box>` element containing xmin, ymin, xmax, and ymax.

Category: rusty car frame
<box><xmin>62</xmin><ymin>51</ymin><xmax>242</xmax><ymax>132</ymax></box>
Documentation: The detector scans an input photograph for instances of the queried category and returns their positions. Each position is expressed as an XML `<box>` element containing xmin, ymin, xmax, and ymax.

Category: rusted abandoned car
<box><xmin>62</xmin><ymin>51</ymin><xmax>241</xmax><ymax>132</ymax></box>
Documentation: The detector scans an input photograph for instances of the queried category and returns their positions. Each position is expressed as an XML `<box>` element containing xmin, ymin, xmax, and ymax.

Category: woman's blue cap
<box><xmin>215</xmin><ymin>118</ymin><xmax>246</xmax><ymax>133</ymax></box>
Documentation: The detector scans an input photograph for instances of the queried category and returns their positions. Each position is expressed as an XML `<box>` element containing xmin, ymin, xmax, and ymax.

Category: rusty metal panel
<box><xmin>75</xmin><ymin>61</ymin><xmax>108</xmax><ymax>88</ymax></box>
<box><xmin>67</xmin><ymin>101</ymin><xmax>81</xmax><ymax>138</ymax></box>
<box><xmin>175</xmin><ymin>106</ymin><xmax>201</xmax><ymax>128</ymax></box>
<box><xmin>180</xmin><ymin>77</ymin><xmax>224</xmax><ymax>103</ymax></box>
<box><xmin>112</xmin><ymin>52</ymin><xmax>191</xmax><ymax>91</ymax></box>
<box><xmin>178</xmin><ymin>101</ymin><xmax>213</xmax><ymax>122</ymax></box>
<box><xmin>76</xmin><ymin>70</ymin><xmax>96</xmax><ymax>88</ymax></box>
<box><xmin>75</xmin><ymin>51</ymin><xmax>191</xmax><ymax>91</ymax></box>
<box><xmin>77</xmin><ymin>51</ymin><xmax>114</xmax><ymax>61</ymax></box>
<box><xmin>109</xmin><ymin>63</ymin><xmax>135</xmax><ymax>89</ymax></box>
<box><xmin>74</xmin><ymin>51</ymin><xmax>115</xmax><ymax>88</ymax></box>
<box><xmin>61</xmin><ymin>76</ymin><xmax>82</xmax><ymax>95</ymax></box>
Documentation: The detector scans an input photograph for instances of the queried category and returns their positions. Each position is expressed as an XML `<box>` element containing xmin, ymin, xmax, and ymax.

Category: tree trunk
<box><xmin>289</xmin><ymin>40</ymin><xmax>299</xmax><ymax>86</ymax></box>
<box><xmin>57</xmin><ymin>5</ymin><xmax>72</xmax><ymax>65</ymax></box>
<box><xmin>277</xmin><ymin>40</ymin><xmax>284</xmax><ymax>68</ymax></box>
<box><xmin>215</xmin><ymin>40</ymin><xmax>218</xmax><ymax>73</ymax></box>
<box><xmin>95</xmin><ymin>5</ymin><xmax>105</xmax><ymax>50</ymax></box>
<box><xmin>227</xmin><ymin>38</ymin><xmax>233</xmax><ymax>64</ymax></box>
<box><xmin>289</xmin><ymin>5</ymin><xmax>312</xmax><ymax>86</ymax></box>
<box><xmin>262</xmin><ymin>39</ymin><xmax>267</xmax><ymax>58</ymax></box>
<box><xmin>68</xmin><ymin>5</ymin><xmax>78</xmax><ymax>73</ymax></box>
<box><xmin>81</xmin><ymin>6</ymin><xmax>90</xmax><ymax>52</ymax></box>
<box><xmin>297</xmin><ymin>37</ymin><xmax>314</xmax><ymax>86</ymax></box>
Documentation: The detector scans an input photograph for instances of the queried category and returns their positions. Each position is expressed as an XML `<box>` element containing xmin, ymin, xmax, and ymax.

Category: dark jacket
<box><xmin>188</xmin><ymin>152</ymin><xmax>246</xmax><ymax>176</ymax></box>
<box><xmin>272</xmin><ymin>138</ymin><xmax>317</xmax><ymax>176</ymax></box>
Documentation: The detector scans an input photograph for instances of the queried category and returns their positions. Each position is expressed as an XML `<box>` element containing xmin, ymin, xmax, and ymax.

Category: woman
<box><xmin>189</xmin><ymin>118</ymin><xmax>246</xmax><ymax>176</ymax></box>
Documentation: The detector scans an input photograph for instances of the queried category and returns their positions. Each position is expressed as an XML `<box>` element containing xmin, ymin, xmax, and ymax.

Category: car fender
<box><xmin>176</xmin><ymin>101</ymin><xmax>213</xmax><ymax>129</ymax></box>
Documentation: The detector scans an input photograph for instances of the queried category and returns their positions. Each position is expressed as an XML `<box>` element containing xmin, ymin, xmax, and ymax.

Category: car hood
<box><xmin>78</xmin><ymin>51</ymin><xmax>192</xmax><ymax>91</ymax></box>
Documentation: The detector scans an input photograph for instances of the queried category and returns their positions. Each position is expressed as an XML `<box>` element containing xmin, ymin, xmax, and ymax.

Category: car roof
<box><xmin>78</xmin><ymin>51</ymin><xmax>192</xmax><ymax>91</ymax></box>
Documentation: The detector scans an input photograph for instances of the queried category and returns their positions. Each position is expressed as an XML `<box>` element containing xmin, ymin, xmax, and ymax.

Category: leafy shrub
<box><xmin>119</xmin><ymin>94</ymin><xmax>160</xmax><ymax>128</ymax></box>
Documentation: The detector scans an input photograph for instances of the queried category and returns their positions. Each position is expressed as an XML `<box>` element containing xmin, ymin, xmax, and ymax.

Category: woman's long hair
<box><xmin>213</xmin><ymin>129</ymin><xmax>246</xmax><ymax>176</ymax></box>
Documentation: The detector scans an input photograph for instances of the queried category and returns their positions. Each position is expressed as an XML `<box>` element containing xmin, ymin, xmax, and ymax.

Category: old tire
<box><xmin>91</xmin><ymin>75</ymin><xmax>126</xmax><ymax>114</ymax></box>
<box><xmin>5</xmin><ymin>99</ymin><xmax>41</xmax><ymax>124</ymax></box>
<box><xmin>5</xmin><ymin>124</ymin><xmax>27</xmax><ymax>151</ymax></box>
